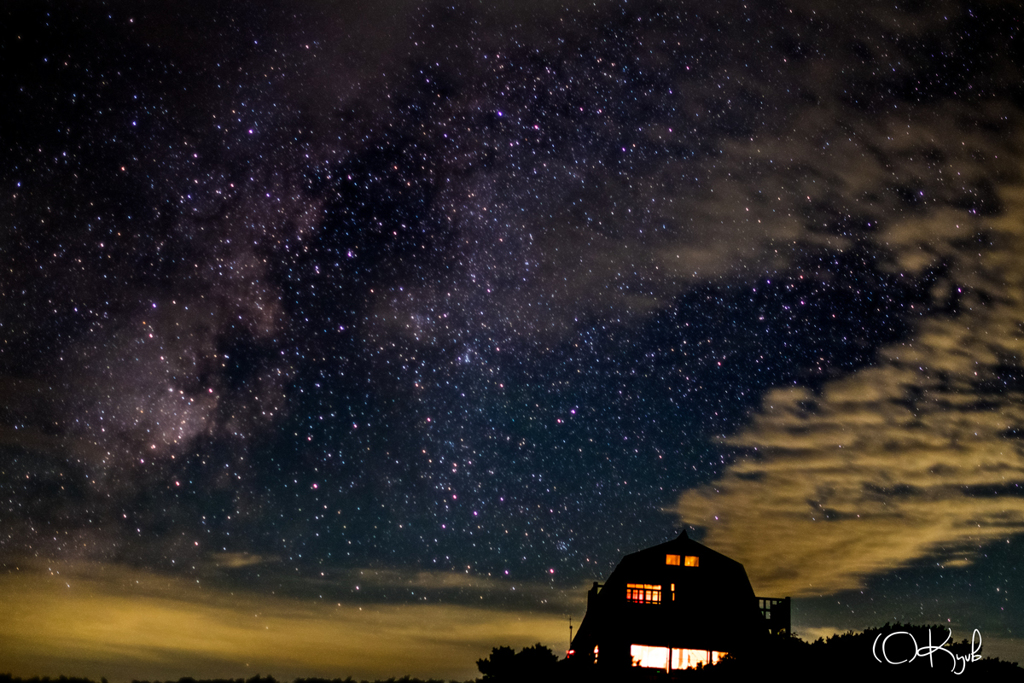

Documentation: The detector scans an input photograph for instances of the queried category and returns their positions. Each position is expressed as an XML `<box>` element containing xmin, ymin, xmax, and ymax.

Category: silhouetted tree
<box><xmin>477</xmin><ymin>643</ymin><xmax>557</xmax><ymax>682</ymax></box>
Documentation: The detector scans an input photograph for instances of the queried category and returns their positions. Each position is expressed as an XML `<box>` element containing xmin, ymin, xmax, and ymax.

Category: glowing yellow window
<box><xmin>665</xmin><ymin>554</ymin><xmax>681</xmax><ymax>565</ymax></box>
<box><xmin>626</xmin><ymin>583</ymin><xmax>662</xmax><ymax>604</ymax></box>
<box><xmin>631</xmin><ymin>644</ymin><xmax>669</xmax><ymax>670</ymax></box>
<box><xmin>632</xmin><ymin>646</ymin><xmax>728</xmax><ymax>672</ymax></box>
<box><xmin>672</xmin><ymin>648</ymin><xmax>728</xmax><ymax>670</ymax></box>
<box><xmin>684</xmin><ymin>555</ymin><xmax>699</xmax><ymax>567</ymax></box>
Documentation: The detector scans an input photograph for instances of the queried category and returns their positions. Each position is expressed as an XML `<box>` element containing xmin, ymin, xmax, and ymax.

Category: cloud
<box><xmin>362</xmin><ymin>1</ymin><xmax>1024</xmax><ymax>349</ymax></box>
<box><xmin>197</xmin><ymin>560</ymin><xmax>580</xmax><ymax>615</ymax></box>
<box><xmin>209</xmin><ymin>552</ymin><xmax>280</xmax><ymax>570</ymax></box>
<box><xmin>0</xmin><ymin>562</ymin><xmax>571</xmax><ymax>683</ymax></box>
<box><xmin>676</xmin><ymin>184</ymin><xmax>1024</xmax><ymax>597</ymax></box>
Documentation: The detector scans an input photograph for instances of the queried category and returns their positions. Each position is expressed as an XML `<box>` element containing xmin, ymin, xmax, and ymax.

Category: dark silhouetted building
<box><xmin>568</xmin><ymin>531</ymin><xmax>789</xmax><ymax>674</ymax></box>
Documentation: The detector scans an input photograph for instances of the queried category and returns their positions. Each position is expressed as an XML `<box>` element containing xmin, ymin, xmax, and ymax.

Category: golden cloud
<box><xmin>210</xmin><ymin>552</ymin><xmax>280</xmax><ymax>569</ymax></box>
<box><xmin>0</xmin><ymin>563</ymin><xmax>570</xmax><ymax>683</ymax></box>
<box><xmin>676</xmin><ymin>185</ymin><xmax>1024</xmax><ymax>597</ymax></box>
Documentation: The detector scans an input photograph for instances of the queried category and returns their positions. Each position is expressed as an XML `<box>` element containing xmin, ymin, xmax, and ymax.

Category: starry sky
<box><xmin>2</xmin><ymin>0</ymin><xmax>1024</xmax><ymax>679</ymax></box>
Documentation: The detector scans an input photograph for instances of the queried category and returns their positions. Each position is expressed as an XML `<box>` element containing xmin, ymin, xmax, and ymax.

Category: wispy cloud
<box><xmin>0</xmin><ymin>563</ymin><xmax>570</xmax><ymax>683</ymax></box>
<box><xmin>677</xmin><ymin>184</ymin><xmax>1024</xmax><ymax>597</ymax></box>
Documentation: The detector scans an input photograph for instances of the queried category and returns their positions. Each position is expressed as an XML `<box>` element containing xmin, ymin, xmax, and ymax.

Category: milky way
<box><xmin>2</xmin><ymin>0</ymin><xmax>1024</xmax><ymax>675</ymax></box>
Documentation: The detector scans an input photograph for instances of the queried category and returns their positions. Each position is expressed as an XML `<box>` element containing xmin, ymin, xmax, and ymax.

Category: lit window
<box><xmin>665</xmin><ymin>553</ymin><xmax>681</xmax><ymax>565</ymax></box>
<box><xmin>631</xmin><ymin>644</ymin><xmax>670</xmax><ymax>671</ymax></box>
<box><xmin>671</xmin><ymin>648</ymin><xmax>727</xmax><ymax>670</ymax></box>
<box><xmin>626</xmin><ymin>583</ymin><xmax>662</xmax><ymax>604</ymax></box>
<box><xmin>593</xmin><ymin>645</ymin><xmax>599</xmax><ymax>663</ymax></box>
<box><xmin>632</xmin><ymin>646</ymin><xmax>728</xmax><ymax>671</ymax></box>
<box><xmin>684</xmin><ymin>555</ymin><xmax>699</xmax><ymax>567</ymax></box>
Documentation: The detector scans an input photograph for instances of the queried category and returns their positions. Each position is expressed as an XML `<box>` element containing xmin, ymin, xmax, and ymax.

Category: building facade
<box><xmin>568</xmin><ymin>531</ymin><xmax>789</xmax><ymax>674</ymax></box>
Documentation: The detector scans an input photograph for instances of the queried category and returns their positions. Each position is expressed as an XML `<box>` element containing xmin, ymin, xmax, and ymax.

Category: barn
<box><xmin>567</xmin><ymin>531</ymin><xmax>789</xmax><ymax>674</ymax></box>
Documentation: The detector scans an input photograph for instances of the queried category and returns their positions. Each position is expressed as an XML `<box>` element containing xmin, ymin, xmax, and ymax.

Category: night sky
<box><xmin>2</xmin><ymin>0</ymin><xmax>1024</xmax><ymax>679</ymax></box>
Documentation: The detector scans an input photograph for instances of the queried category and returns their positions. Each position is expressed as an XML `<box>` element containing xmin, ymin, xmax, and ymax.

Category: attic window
<box><xmin>626</xmin><ymin>583</ymin><xmax>662</xmax><ymax>604</ymax></box>
<box><xmin>665</xmin><ymin>554</ymin><xmax>681</xmax><ymax>565</ymax></box>
<box><xmin>684</xmin><ymin>555</ymin><xmax>699</xmax><ymax>567</ymax></box>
